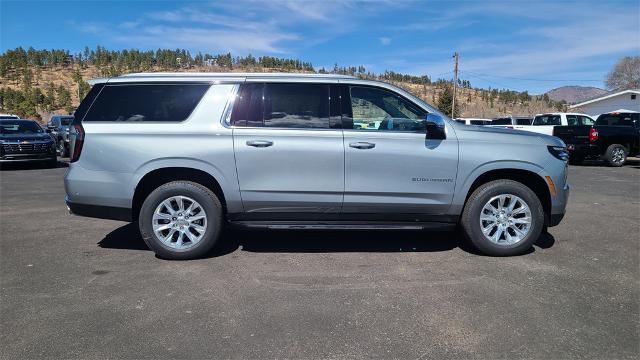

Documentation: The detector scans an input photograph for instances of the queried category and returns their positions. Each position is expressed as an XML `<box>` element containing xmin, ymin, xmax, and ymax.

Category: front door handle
<box><xmin>246</xmin><ymin>140</ymin><xmax>274</xmax><ymax>148</ymax></box>
<box><xmin>349</xmin><ymin>142</ymin><xmax>376</xmax><ymax>149</ymax></box>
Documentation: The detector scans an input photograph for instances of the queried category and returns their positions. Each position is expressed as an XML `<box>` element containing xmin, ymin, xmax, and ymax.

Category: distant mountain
<box><xmin>546</xmin><ymin>86</ymin><xmax>607</xmax><ymax>104</ymax></box>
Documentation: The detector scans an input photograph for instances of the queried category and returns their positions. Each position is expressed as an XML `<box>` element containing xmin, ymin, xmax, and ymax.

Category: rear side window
<box><xmin>596</xmin><ymin>114</ymin><xmax>633</xmax><ymax>126</ymax></box>
<box><xmin>231</xmin><ymin>83</ymin><xmax>331</xmax><ymax>129</ymax></box>
<box><xmin>491</xmin><ymin>118</ymin><xmax>511</xmax><ymax>125</ymax></box>
<box><xmin>264</xmin><ymin>83</ymin><xmax>329</xmax><ymax>128</ymax></box>
<box><xmin>516</xmin><ymin>118</ymin><xmax>532</xmax><ymax>125</ymax></box>
<box><xmin>579</xmin><ymin>116</ymin><xmax>594</xmax><ymax>126</ymax></box>
<box><xmin>83</xmin><ymin>84</ymin><xmax>209</xmax><ymax>122</ymax></box>
<box><xmin>533</xmin><ymin>115</ymin><xmax>560</xmax><ymax>126</ymax></box>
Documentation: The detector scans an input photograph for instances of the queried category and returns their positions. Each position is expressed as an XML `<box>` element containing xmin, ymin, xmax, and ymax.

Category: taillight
<box><xmin>70</xmin><ymin>123</ymin><xmax>84</xmax><ymax>162</ymax></box>
<box><xmin>589</xmin><ymin>127</ymin><xmax>598</xmax><ymax>143</ymax></box>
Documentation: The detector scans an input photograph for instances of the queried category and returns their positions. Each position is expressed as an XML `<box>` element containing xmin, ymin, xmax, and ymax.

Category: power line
<box><xmin>460</xmin><ymin>69</ymin><xmax>602</xmax><ymax>82</ymax></box>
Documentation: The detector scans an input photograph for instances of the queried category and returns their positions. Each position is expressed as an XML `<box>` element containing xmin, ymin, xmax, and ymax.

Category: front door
<box><xmin>341</xmin><ymin>85</ymin><xmax>458</xmax><ymax>215</ymax></box>
<box><xmin>232</xmin><ymin>82</ymin><xmax>344</xmax><ymax>213</ymax></box>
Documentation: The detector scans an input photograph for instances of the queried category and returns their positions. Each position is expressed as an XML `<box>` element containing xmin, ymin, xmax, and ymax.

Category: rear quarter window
<box><xmin>83</xmin><ymin>83</ymin><xmax>210</xmax><ymax>122</ymax></box>
<box><xmin>596</xmin><ymin>114</ymin><xmax>633</xmax><ymax>126</ymax></box>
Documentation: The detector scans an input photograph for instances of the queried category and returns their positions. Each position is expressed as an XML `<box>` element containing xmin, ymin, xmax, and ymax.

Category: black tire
<box><xmin>57</xmin><ymin>140</ymin><xmax>67</xmax><ymax>157</ymax></box>
<box><xmin>139</xmin><ymin>181</ymin><xmax>223</xmax><ymax>260</ymax></box>
<box><xmin>460</xmin><ymin>179</ymin><xmax>544</xmax><ymax>256</ymax></box>
<box><xmin>604</xmin><ymin>144</ymin><xmax>627</xmax><ymax>167</ymax></box>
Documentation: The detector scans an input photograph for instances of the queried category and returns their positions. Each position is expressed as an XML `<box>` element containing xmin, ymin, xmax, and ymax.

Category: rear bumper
<box><xmin>66</xmin><ymin>196</ymin><xmax>132</xmax><ymax>222</ymax></box>
<box><xmin>566</xmin><ymin>143</ymin><xmax>601</xmax><ymax>158</ymax></box>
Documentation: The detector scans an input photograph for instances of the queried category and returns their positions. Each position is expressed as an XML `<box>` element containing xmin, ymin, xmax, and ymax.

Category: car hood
<box><xmin>0</xmin><ymin>133</ymin><xmax>53</xmax><ymax>142</ymax></box>
<box><xmin>452</xmin><ymin>123</ymin><xmax>565</xmax><ymax>147</ymax></box>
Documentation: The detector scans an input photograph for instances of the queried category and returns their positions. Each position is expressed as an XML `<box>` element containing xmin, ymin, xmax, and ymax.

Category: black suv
<box><xmin>0</xmin><ymin>119</ymin><xmax>57</xmax><ymax>166</ymax></box>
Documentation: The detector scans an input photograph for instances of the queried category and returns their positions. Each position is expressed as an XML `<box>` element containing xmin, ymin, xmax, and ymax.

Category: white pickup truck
<box><xmin>512</xmin><ymin>112</ymin><xmax>595</xmax><ymax>135</ymax></box>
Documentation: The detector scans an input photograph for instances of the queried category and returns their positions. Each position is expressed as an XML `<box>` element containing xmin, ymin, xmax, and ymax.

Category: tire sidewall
<box><xmin>463</xmin><ymin>181</ymin><xmax>544</xmax><ymax>256</ymax></box>
<box><xmin>139</xmin><ymin>182</ymin><xmax>222</xmax><ymax>259</ymax></box>
<box><xmin>606</xmin><ymin>144</ymin><xmax>626</xmax><ymax>167</ymax></box>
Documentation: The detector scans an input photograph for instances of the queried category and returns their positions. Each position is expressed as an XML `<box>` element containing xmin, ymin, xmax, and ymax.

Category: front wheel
<box><xmin>461</xmin><ymin>180</ymin><xmax>544</xmax><ymax>256</ymax></box>
<box><xmin>57</xmin><ymin>140</ymin><xmax>67</xmax><ymax>157</ymax></box>
<box><xmin>139</xmin><ymin>181</ymin><xmax>223</xmax><ymax>260</ymax></box>
<box><xmin>604</xmin><ymin>144</ymin><xmax>627</xmax><ymax>167</ymax></box>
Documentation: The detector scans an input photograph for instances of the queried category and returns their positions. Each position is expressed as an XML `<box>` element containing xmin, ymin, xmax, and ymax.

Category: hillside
<box><xmin>0</xmin><ymin>47</ymin><xmax>565</xmax><ymax>122</ymax></box>
<box><xmin>546</xmin><ymin>86</ymin><xmax>607</xmax><ymax>104</ymax></box>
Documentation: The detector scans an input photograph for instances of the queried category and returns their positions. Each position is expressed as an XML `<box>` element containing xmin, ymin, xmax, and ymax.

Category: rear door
<box><xmin>341</xmin><ymin>85</ymin><xmax>458</xmax><ymax>215</ymax></box>
<box><xmin>231</xmin><ymin>82</ymin><xmax>344</xmax><ymax>213</ymax></box>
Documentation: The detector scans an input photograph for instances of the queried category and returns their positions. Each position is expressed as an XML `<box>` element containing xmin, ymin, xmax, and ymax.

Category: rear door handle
<box><xmin>349</xmin><ymin>142</ymin><xmax>376</xmax><ymax>149</ymax></box>
<box><xmin>246</xmin><ymin>140</ymin><xmax>274</xmax><ymax>148</ymax></box>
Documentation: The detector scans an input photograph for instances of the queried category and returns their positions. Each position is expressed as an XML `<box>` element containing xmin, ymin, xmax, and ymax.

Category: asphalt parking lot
<box><xmin>1</xmin><ymin>159</ymin><xmax>639</xmax><ymax>359</ymax></box>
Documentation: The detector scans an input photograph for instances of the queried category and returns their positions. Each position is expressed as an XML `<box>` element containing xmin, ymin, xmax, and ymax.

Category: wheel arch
<box><xmin>457</xmin><ymin>165</ymin><xmax>552</xmax><ymax>224</ymax></box>
<box><xmin>132</xmin><ymin>167</ymin><xmax>229</xmax><ymax>222</ymax></box>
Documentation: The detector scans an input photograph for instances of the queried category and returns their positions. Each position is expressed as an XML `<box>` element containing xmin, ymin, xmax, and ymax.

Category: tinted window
<box><xmin>596</xmin><ymin>114</ymin><xmax>634</xmax><ymax>126</ymax></box>
<box><xmin>470</xmin><ymin>120</ymin><xmax>490</xmax><ymax>125</ymax></box>
<box><xmin>263</xmin><ymin>83</ymin><xmax>329</xmax><ymax>128</ymax></box>
<box><xmin>350</xmin><ymin>86</ymin><xmax>427</xmax><ymax>132</ymax></box>
<box><xmin>455</xmin><ymin>119</ymin><xmax>466</xmax><ymax>124</ymax></box>
<box><xmin>533</xmin><ymin>115</ymin><xmax>561</xmax><ymax>126</ymax></box>
<box><xmin>566</xmin><ymin>115</ymin><xmax>578</xmax><ymax>126</ymax></box>
<box><xmin>231</xmin><ymin>83</ymin><xmax>264</xmax><ymax>127</ymax></box>
<box><xmin>60</xmin><ymin>117</ymin><xmax>73</xmax><ymax>125</ymax></box>
<box><xmin>83</xmin><ymin>84</ymin><xmax>209</xmax><ymax>122</ymax></box>
<box><xmin>491</xmin><ymin>118</ymin><xmax>512</xmax><ymax>125</ymax></box>
<box><xmin>516</xmin><ymin>118</ymin><xmax>532</xmax><ymax>125</ymax></box>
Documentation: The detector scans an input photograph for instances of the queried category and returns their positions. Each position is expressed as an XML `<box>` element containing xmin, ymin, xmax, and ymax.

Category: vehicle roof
<box><xmin>533</xmin><ymin>112</ymin><xmax>591</xmax><ymax>116</ymax></box>
<box><xmin>89</xmin><ymin>72</ymin><xmax>359</xmax><ymax>85</ymax></box>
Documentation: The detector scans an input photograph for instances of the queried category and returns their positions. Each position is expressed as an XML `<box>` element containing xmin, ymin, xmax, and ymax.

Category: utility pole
<box><xmin>452</xmin><ymin>52</ymin><xmax>459</xmax><ymax>118</ymax></box>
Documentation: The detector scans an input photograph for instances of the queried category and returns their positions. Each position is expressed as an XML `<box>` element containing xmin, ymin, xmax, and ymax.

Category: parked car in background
<box><xmin>0</xmin><ymin>119</ymin><xmax>57</xmax><ymax>167</ymax></box>
<box><xmin>510</xmin><ymin>113</ymin><xmax>595</xmax><ymax>136</ymax></box>
<box><xmin>553</xmin><ymin>111</ymin><xmax>640</xmax><ymax>166</ymax></box>
<box><xmin>0</xmin><ymin>113</ymin><xmax>20</xmax><ymax>120</ymax></box>
<box><xmin>488</xmin><ymin>116</ymin><xmax>532</xmax><ymax>128</ymax></box>
<box><xmin>65</xmin><ymin>72</ymin><xmax>569</xmax><ymax>260</ymax></box>
<box><xmin>47</xmin><ymin>115</ymin><xmax>74</xmax><ymax>157</ymax></box>
<box><xmin>454</xmin><ymin>118</ymin><xmax>493</xmax><ymax>126</ymax></box>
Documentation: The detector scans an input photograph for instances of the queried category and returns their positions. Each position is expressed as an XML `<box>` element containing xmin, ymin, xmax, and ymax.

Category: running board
<box><xmin>229</xmin><ymin>221</ymin><xmax>456</xmax><ymax>231</ymax></box>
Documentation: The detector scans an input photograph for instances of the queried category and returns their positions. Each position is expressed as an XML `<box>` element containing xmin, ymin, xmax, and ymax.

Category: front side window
<box><xmin>491</xmin><ymin>118</ymin><xmax>512</xmax><ymax>125</ymax></box>
<box><xmin>516</xmin><ymin>118</ymin><xmax>532</xmax><ymax>125</ymax></box>
<box><xmin>83</xmin><ymin>84</ymin><xmax>209</xmax><ymax>122</ymax></box>
<box><xmin>533</xmin><ymin>115</ymin><xmax>560</xmax><ymax>126</ymax></box>
<box><xmin>349</xmin><ymin>86</ymin><xmax>427</xmax><ymax>132</ymax></box>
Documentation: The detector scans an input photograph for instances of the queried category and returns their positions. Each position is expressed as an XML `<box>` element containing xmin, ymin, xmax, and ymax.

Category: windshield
<box><xmin>0</xmin><ymin>120</ymin><xmax>44</xmax><ymax>134</ymax></box>
<box><xmin>533</xmin><ymin>115</ymin><xmax>561</xmax><ymax>126</ymax></box>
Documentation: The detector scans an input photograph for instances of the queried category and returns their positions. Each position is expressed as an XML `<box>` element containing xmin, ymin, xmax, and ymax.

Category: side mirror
<box><xmin>425</xmin><ymin>113</ymin><xmax>446</xmax><ymax>140</ymax></box>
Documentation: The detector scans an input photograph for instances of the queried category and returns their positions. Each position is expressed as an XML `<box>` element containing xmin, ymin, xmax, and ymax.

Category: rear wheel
<box><xmin>461</xmin><ymin>180</ymin><xmax>544</xmax><ymax>256</ymax></box>
<box><xmin>604</xmin><ymin>144</ymin><xmax>626</xmax><ymax>167</ymax></box>
<box><xmin>139</xmin><ymin>181</ymin><xmax>223</xmax><ymax>260</ymax></box>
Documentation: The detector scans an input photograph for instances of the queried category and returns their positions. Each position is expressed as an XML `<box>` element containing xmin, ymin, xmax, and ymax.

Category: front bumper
<box><xmin>0</xmin><ymin>153</ymin><xmax>56</xmax><ymax>162</ymax></box>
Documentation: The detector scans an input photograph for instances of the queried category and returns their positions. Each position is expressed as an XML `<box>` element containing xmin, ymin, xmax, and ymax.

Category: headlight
<box><xmin>548</xmin><ymin>146</ymin><xmax>569</xmax><ymax>161</ymax></box>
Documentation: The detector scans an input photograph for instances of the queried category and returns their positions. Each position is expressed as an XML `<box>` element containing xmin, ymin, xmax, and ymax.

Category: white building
<box><xmin>569</xmin><ymin>89</ymin><xmax>640</xmax><ymax>117</ymax></box>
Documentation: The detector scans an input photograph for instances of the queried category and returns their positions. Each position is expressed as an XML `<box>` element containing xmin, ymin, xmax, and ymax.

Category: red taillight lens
<box><xmin>70</xmin><ymin>123</ymin><xmax>84</xmax><ymax>162</ymax></box>
<box><xmin>589</xmin><ymin>127</ymin><xmax>598</xmax><ymax>143</ymax></box>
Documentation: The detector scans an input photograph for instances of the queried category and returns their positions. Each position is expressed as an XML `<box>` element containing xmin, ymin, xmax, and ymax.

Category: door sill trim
<box><xmin>228</xmin><ymin>220</ymin><xmax>455</xmax><ymax>231</ymax></box>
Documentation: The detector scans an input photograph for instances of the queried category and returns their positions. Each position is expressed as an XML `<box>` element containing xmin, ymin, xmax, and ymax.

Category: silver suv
<box><xmin>65</xmin><ymin>73</ymin><xmax>570</xmax><ymax>259</ymax></box>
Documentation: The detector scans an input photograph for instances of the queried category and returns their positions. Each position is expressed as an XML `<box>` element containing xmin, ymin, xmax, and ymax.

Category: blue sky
<box><xmin>1</xmin><ymin>0</ymin><xmax>639</xmax><ymax>93</ymax></box>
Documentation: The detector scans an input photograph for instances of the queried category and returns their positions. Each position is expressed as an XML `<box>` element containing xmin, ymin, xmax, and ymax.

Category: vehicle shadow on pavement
<box><xmin>98</xmin><ymin>223</ymin><xmax>555</xmax><ymax>258</ymax></box>
<box><xmin>0</xmin><ymin>160</ymin><xmax>68</xmax><ymax>171</ymax></box>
